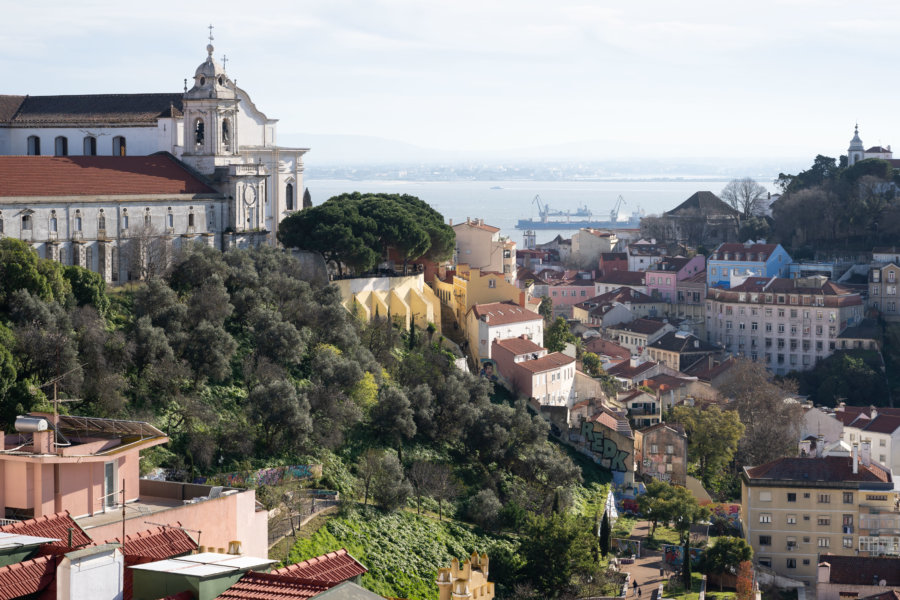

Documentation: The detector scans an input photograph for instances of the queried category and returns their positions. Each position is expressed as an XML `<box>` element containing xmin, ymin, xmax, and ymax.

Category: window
<box><xmin>760</xmin><ymin>513</ymin><xmax>772</xmax><ymax>523</ymax></box>
<box><xmin>817</xmin><ymin>516</ymin><xmax>830</xmax><ymax>526</ymax></box>
<box><xmin>650</xmin><ymin>444</ymin><xmax>658</xmax><ymax>454</ymax></box>
<box><xmin>113</xmin><ymin>136</ymin><xmax>126</xmax><ymax>156</ymax></box>
<box><xmin>188</xmin><ymin>212</ymin><xmax>195</xmax><ymax>228</ymax></box>
<box><xmin>759</xmin><ymin>558</ymin><xmax>771</xmax><ymax>568</ymax></box>
<box><xmin>50</xmin><ymin>216</ymin><xmax>58</xmax><ymax>232</ymax></box>
<box><xmin>818</xmin><ymin>493</ymin><xmax>830</xmax><ymax>503</ymax></box>
<box><xmin>27</xmin><ymin>135</ymin><xmax>40</xmax><ymax>155</ymax></box>
<box><xmin>817</xmin><ymin>537</ymin><xmax>830</xmax><ymax>548</ymax></box>
<box><xmin>666</xmin><ymin>445</ymin><xmax>674</xmax><ymax>454</ymax></box>
<box><xmin>123</xmin><ymin>215</ymin><xmax>129</xmax><ymax>230</ymax></box>
<box><xmin>285</xmin><ymin>183</ymin><xmax>294</xmax><ymax>211</ymax></box>
<box><xmin>759</xmin><ymin>535</ymin><xmax>772</xmax><ymax>546</ymax></box>
<box><xmin>75</xmin><ymin>215</ymin><xmax>82</xmax><ymax>231</ymax></box>
<box><xmin>167</xmin><ymin>213</ymin><xmax>174</xmax><ymax>228</ymax></box>
<box><xmin>194</xmin><ymin>118</ymin><xmax>205</xmax><ymax>145</ymax></box>
<box><xmin>222</xmin><ymin>118</ymin><xmax>232</xmax><ymax>149</ymax></box>
<box><xmin>787</xmin><ymin>493</ymin><xmax>797</xmax><ymax>502</ymax></box>
<box><xmin>98</xmin><ymin>212</ymin><xmax>106</xmax><ymax>232</ymax></box>
<box><xmin>843</xmin><ymin>537</ymin><xmax>853</xmax><ymax>548</ymax></box>
<box><xmin>22</xmin><ymin>214</ymin><xmax>33</xmax><ymax>230</ymax></box>
<box><xmin>752</xmin><ymin>322</ymin><xmax>758</xmax><ymax>330</ymax></box>
<box><xmin>787</xmin><ymin>514</ymin><xmax>797</xmax><ymax>525</ymax></box>
<box><xmin>786</xmin><ymin>559</ymin><xmax>796</xmax><ymax>569</ymax></box>
<box><xmin>759</xmin><ymin>491</ymin><xmax>772</xmax><ymax>502</ymax></box>
<box><xmin>488</xmin><ymin>279</ymin><xmax>496</xmax><ymax>289</ymax></box>
<box><xmin>83</xmin><ymin>136</ymin><xmax>97</xmax><ymax>155</ymax></box>
<box><xmin>843</xmin><ymin>492</ymin><xmax>853</xmax><ymax>504</ymax></box>
<box><xmin>54</xmin><ymin>136</ymin><xmax>68</xmax><ymax>156</ymax></box>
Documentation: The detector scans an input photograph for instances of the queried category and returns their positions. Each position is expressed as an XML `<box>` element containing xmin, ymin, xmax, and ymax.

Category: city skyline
<box><xmin>3</xmin><ymin>1</ymin><xmax>900</xmax><ymax>160</ymax></box>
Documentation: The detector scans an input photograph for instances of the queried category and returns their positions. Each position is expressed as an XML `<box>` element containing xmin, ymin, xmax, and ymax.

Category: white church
<box><xmin>0</xmin><ymin>35</ymin><xmax>307</xmax><ymax>283</ymax></box>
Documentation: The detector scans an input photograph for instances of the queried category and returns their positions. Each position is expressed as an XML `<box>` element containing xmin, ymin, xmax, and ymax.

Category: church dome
<box><xmin>185</xmin><ymin>43</ymin><xmax>234</xmax><ymax>100</ymax></box>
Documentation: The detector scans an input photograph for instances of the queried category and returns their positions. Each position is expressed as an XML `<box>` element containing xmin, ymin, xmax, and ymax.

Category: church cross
<box><xmin>208</xmin><ymin>24</ymin><xmax>214</xmax><ymax>42</ymax></box>
<box><xmin>222</xmin><ymin>54</ymin><xmax>228</xmax><ymax>70</ymax></box>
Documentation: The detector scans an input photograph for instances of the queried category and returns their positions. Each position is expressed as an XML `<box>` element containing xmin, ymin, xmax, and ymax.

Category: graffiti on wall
<box><xmin>580</xmin><ymin>421</ymin><xmax>630</xmax><ymax>472</ymax></box>
<box><xmin>662</xmin><ymin>544</ymin><xmax>703</xmax><ymax>567</ymax></box>
<box><xmin>613</xmin><ymin>538</ymin><xmax>641</xmax><ymax>557</ymax></box>
<box><xmin>707</xmin><ymin>502</ymin><xmax>742</xmax><ymax>535</ymax></box>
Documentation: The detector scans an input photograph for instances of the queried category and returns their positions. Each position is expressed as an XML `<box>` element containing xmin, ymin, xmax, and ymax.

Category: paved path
<box><xmin>619</xmin><ymin>520</ymin><xmax>671</xmax><ymax>600</ymax></box>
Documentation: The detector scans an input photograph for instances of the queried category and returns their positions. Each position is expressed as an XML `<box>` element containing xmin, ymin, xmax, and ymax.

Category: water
<box><xmin>303</xmin><ymin>179</ymin><xmax>755</xmax><ymax>245</ymax></box>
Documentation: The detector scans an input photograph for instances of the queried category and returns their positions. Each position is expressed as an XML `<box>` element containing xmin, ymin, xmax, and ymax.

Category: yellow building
<box><xmin>334</xmin><ymin>273</ymin><xmax>441</xmax><ymax>331</ymax></box>
<box><xmin>436</xmin><ymin>552</ymin><xmax>493</xmax><ymax>600</ymax></box>
<box><xmin>741</xmin><ymin>451</ymin><xmax>897</xmax><ymax>588</ymax></box>
<box><xmin>432</xmin><ymin>265</ymin><xmax>532</xmax><ymax>336</ymax></box>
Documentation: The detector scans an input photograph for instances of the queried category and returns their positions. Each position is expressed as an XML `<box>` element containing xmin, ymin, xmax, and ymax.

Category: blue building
<box><xmin>707</xmin><ymin>242</ymin><xmax>792</xmax><ymax>289</ymax></box>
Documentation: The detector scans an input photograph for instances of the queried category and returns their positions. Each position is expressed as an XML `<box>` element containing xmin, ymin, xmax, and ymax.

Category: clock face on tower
<box><xmin>243</xmin><ymin>185</ymin><xmax>258</xmax><ymax>206</ymax></box>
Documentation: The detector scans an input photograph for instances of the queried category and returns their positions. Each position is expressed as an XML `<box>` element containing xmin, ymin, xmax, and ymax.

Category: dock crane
<box><xmin>609</xmin><ymin>195</ymin><xmax>626</xmax><ymax>223</ymax></box>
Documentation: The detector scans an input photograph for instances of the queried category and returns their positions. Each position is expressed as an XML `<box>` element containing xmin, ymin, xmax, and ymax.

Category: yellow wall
<box><xmin>432</xmin><ymin>266</ymin><xmax>531</xmax><ymax>336</ymax></box>
<box><xmin>334</xmin><ymin>274</ymin><xmax>442</xmax><ymax>332</ymax></box>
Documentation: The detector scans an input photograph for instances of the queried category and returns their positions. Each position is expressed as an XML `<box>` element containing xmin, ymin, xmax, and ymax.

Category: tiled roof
<box><xmin>454</xmin><ymin>220</ymin><xmax>500</xmax><ymax>233</ymax></box>
<box><xmin>272</xmin><ymin>549</ymin><xmax>367</xmax><ymax>583</ymax></box>
<box><xmin>819</xmin><ymin>554</ymin><xmax>900</xmax><ymax>585</ymax></box>
<box><xmin>111</xmin><ymin>526</ymin><xmax>197</xmax><ymax>560</ymax></box>
<box><xmin>216</xmin><ymin>571</ymin><xmax>331</xmax><ymax>599</ymax></box>
<box><xmin>862</xmin><ymin>414</ymin><xmax>900</xmax><ymax>434</ymax></box>
<box><xmin>493</xmin><ymin>336</ymin><xmax>544</xmax><ymax>356</ymax></box>
<box><xmin>682</xmin><ymin>356</ymin><xmax>736</xmax><ymax>382</ymax></box>
<box><xmin>611</xmin><ymin>318</ymin><xmax>668</xmax><ymax>336</ymax></box>
<box><xmin>0</xmin><ymin>93</ymin><xmax>184</xmax><ymax>125</ymax></box>
<box><xmin>607</xmin><ymin>360</ymin><xmax>657</xmax><ymax>379</ymax></box>
<box><xmin>866</xmin><ymin>146</ymin><xmax>891</xmax><ymax>153</ymax></box>
<box><xmin>712</xmin><ymin>243</ymin><xmax>779</xmax><ymax>259</ymax></box>
<box><xmin>588</xmin><ymin>407</ymin><xmax>633</xmax><ymax>439</ymax></box>
<box><xmin>745</xmin><ymin>456</ymin><xmax>891</xmax><ymax>484</ymax></box>
<box><xmin>0</xmin><ymin>155</ymin><xmax>218</xmax><ymax>197</ymax></box>
<box><xmin>595</xmin><ymin>271</ymin><xmax>645</xmax><ymax>286</ymax></box>
<box><xmin>600</xmin><ymin>252</ymin><xmax>627</xmax><ymax>261</ymax></box>
<box><xmin>859</xmin><ymin>592</ymin><xmax>900</xmax><ymax>600</ymax></box>
<box><xmin>640</xmin><ymin>422</ymin><xmax>686</xmax><ymax>436</ymax></box>
<box><xmin>576</xmin><ymin>287</ymin><xmax>657</xmax><ymax>310</ymax></box>
<box><xmin>641</xmin><ymin>374</ymin><xmax>692</xmax><ymax>391</ymax></box>
<box><xmin>648</xmin><ymin>256</ymin><xmax>691</xmax><ymax>272</ymax></box>
<box><xmin>0</xmin><ymin>95</ymin><xmax>26</xmax><ymax>122</ymax></box>
<box><xmin>0</xmin><ymin>555</ymin><xmax>57</xmax><ymax>600</ymax></box>
<box><xmin>0</xmin><ymin>511</ymin><xmax>91</xmax><ymax>553</ymax></box>
<box><xmin>516</xmin><ymin>352</ymin><xmax>575</xmax><ymax>373</ymax></box>
<box><xmin>470</xmin><ymin>302</ymin><xmax>541</xmax><ymax>326</ymax></box>
<box><xmin>665</xmin><ymin>191</ymin><xmax>739</xmax><ymax>217</ymax></box>
<box><xmin>583</xmin><ymin>338</ymin><xmax>630</xmax><ymax>360</ymax></box>
<box><xmin>162</xmin><ymin>593</ymin><xmax>196</xmax><ymax>600</ymax></box>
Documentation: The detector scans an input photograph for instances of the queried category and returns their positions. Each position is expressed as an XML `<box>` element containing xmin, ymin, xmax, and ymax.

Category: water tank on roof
<box><xmin>15</xmin><ymin>416</ymin><xmax>49</xmax><ymax>432</ymax></box>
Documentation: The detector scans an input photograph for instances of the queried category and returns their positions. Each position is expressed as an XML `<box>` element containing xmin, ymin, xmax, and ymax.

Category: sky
<box><xmin>3</xmin><ymin>0</ymin><xmax>900</xmax><ymax>160</ymax></box>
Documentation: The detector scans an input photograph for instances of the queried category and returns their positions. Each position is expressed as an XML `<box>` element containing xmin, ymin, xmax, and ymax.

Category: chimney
<box><xmin>860</xmin><ymin>441</ymin><xmax>871</xmax><ymax>466</ymax></box>
<box><xmin>870</xmin><ymin>405</ymin><xmax>878</xmax><ymax>419</ymax></box>
<box><xmin>449</xmin><ymin>218</ymin><xmax>453</xmax><ymax>226</ymax></box>
<box><xmin>32</xmin><ymin>431</ymin><xmax>53</xmax><ymax>455</ymax></box>
<box><xmin>852</xmin><ymin>443</ymin><xmax>858</xmax><ymax>474</ymax></box>
<box><xmin>818</xmin><ymin>562</ymin><xmax>831</xmax><ymax>585</ymax></box>
<box><xmin>816</xmin><ymin>434</ymin><xmax>825</xmax><ymax>458</ymax></box>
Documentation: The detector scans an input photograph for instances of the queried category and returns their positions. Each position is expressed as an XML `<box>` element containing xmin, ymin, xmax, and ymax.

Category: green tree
<box><xmin>701</xmin><ymin>536</ymin><xmax>753</xmax><ymax>590</ymax></box>
<box><xmin>539</xmin><ymin>295</ymin><xmax>553</xmax><ymax>323</ymax></box>
<box><xmin>599</xmin><ymin>510</ymin><xmax>611</xmax><ymax>558</ymax></box>
<box><xmin>637</xmin><ymin>479</ymin><xmax>675</xmax><ymax>538</ymax></box>
<box><xmin>63</xmin><ymin>266</ymin><xmax>110</xmax><ymax>316</ymax></box>
<box><xmin>582</xmin><ymin>352</ymin><xmax>601</xmax><ymax>376</ymax></box>
<box><xmin>370</xmin><ymin>386</ymin><xmax>416</xmax><ymax>461</ymax></box>
<box><xmin>671</xmin><ymin>405</ymin><xmax>744</xmax><ymax>489</ymax></box>
<box><xmin>545</xmin><ymin>317</ymin><xmax>574</xmax><ymax>353</ymax></box>
<box><xmin>467</xmin><ymin>489</ymin><xmax>502</xmax><ymax>531</ymax></box>
<box><xmin>0</xmin><ymin>238</ymin><xmax>71</xmax><ymax>313</ymax></box>
<box><xmin>371</xmin><ymin>450</ymin><xmax>412</xmax><ymax>512</ymax></box>
<box><xmin>668</xmin><ymin>485</ymin><xmax>710</xmax><ymax>544</ymax></box>
<box><xmin>519</xmin><ymin>513</ymin><xmax>594</xmax><ymax>598</ymax></box>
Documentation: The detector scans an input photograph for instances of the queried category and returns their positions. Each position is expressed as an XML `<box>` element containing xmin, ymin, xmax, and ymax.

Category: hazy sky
<box><xmin>3</xmin><ymin>1</ymin><xmax>899</xmax><ymax>159</ymax></box>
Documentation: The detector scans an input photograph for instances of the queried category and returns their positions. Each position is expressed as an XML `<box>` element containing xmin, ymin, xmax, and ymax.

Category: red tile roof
<box><xmin>610</xmin><ymin>318</ymin><xmax>669</xmax><ymax>336</ymax></box>
<box><xmin>516</xmin><ymin>352</ymin><xmax>575</xmax><ymax>373</ymax></box>
<box><xmin>596</xmin><ymin>271</ymin><xmax>645</xmax><ymax>286</ymax></box>
<box><xmin>493</xmin><ymin>336</ymin><xmax>544</xmax><ymax>356</ymax></box>
<box><xmin>819</xmin><ymin>554</ymin><xmax>900</xmax><ymax>586</ymax></box>
<box><xmin>712</xmin><ymin>243</ymin><xmax>779</xmax><ymax>259</ymax></box>
<box><xmin>217</xmin><ymin>572</ymin><xmax>332</xmax><ymax>599</ymax></box>
<box><xmin>0</xmin><ymin>511</ymin><xmax>91</xmax><ymax>554</ymax></box>
<box><xmin>583</xmin><ymin>338</ymin><xmax>630</xmax><ymax>360</ymax></box>
<box><xmin>0</xmin><ymin>555</ymin><xmax>57</xmax><ymax>600</ymax></box>
<box><xmin>470</xmin><ymin>302</ymin><xmax>541</xmax><ymax>326</ymax></box>
<box><xmin>162</xmin><ymin>592</ymin><xmax>196</xmax><ymax>600</ymax></box>
<box><xmin>745</xmin><ymin>456</ymin><xmax>892</xmax><ymax>484</ymax></box>
<box><xmin>454</xmin><ymin>220</ymin><xmax>500</xmax><ymax>233</ymax></box>
<box><xmin>110</xmin><ymin>526</ymin><xmax>197</xmax><ymax>561</ymax></box>
<box><xmin>272</xmin><ymin>549</ymin><xmax>367</xmax><ymax>583</ymax></box>
<box><xmin>862</xmin><ymin>414</ymin><xmax>900</xmax><ymax>434</ymax></box>
<box><xmin>607</xmin><ymin>360</ymin><xmax>658</xmax><ymax>380</ymax></box>
<box><xmin>0</xmin><ymin>155</ymin><xmax>219</xmax><ymax>197</ymax></box>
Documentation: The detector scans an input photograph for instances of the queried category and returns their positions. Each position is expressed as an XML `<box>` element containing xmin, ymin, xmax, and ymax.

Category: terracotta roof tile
<box><xmin>607</xmin><ymin>360</ymin><xmax>657</xmax><ymax>379</ymax></box>
<box><xmin>610</xmin><ymin>318</ymin><xmax>668</xmax><ymax>336</ymax></box>
<box><xmin>0</xmin><ymin>555</ymin><xmax>57</xmax><ymax>600</ymax></box>
<box><xmin>819</xmin><ymin>554</ymin><xmax>900</xmax><ymax>586</ymax></box>
<box><xmin>110</xmin><ymin>526</ymin><xmax>197</xmax><ymax>561</ymax></box>
<box><xmin>217</xmin><ymin>572</ymin><xmax>332</xmax><ymax>599</ymax></box>
<box><xmin>583</xmin><ymin>338</ymin><xmax>630</xmax><ymax>360</ymax></box>
<box><xmin>595</xmin><ymin>271</ymin><xmax>645</xmax><ymax>286</ymax></box>
<box><xmin>272</xmin><ymin>549</ymin><xmax>367</xmax><ymax>583</ymax></box>
<box><xmin>470</xmin><ymin>302</ymin><xmax>541</xmax><ymax>326</ymax></box>
<box><xmin>162</xmin><ymin>593</ymin><xmax>196</xmax><ymax>600</ymax></box>
<box><xmin>0</xmin><ymin>511</ymin><xmax>91</xmax><ymax>554</ymax></box>
<box><xmin>0</xmin><ymin>155</ymin><xmax>218</xmax><ymax>197</ymax></box>
<box><xmin>516</xmin><ymin>352</ymin><xmax>575</xmax><ymax>373</ymax></box>
<box><xmin>745</xmin><ymin>456</ymin><xmax>892</xmax><ymax>484</ymax></box>
<box><xmin>664</xmin><ymin>191</ymin><xmax>738</xmax><ymax>217</ymax></box>
<box><xmin>862</xmin><ymin>414</ymin><xmax>900</xmax><ymax>434</ymax></box>
<box><xmin>493</xmin><ymin>337</ymin><xmax>544</xmax><ymax>356</ymax></box>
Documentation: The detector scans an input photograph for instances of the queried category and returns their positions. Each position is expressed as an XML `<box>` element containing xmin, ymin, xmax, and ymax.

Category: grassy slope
<box><xmin>286</xmin><ymin>507</ymin><xmax>518</xmax><ymax>600</ymax></box>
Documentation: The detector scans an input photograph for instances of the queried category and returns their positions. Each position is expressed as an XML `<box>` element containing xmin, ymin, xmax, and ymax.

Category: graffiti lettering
<box><xmin>580</xmin><ymin>421</ymin><xmax>629</xmax><ymax>472</ymax></box>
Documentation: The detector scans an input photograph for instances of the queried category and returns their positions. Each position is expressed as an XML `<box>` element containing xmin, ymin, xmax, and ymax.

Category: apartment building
<box><xmin>466</xmin><ymin>301</ymin><xmax>543</xmax><ymax>364</ymax></box>
<box><xmin>606</xmin><ymin>318</ymin><xmax>676</xmax><ymax>355</ymax></box>
<box><xmin>741</xmin><ymin>453</ymin><xmax>897</xmax><ymax>587</ymax></box>
<box><xmin>706</xmin><ymin>275</ymin><xmax>864</xmax><ymax>375</ymax></box>
<box><xmin>868</xmin><ymin>262</ymin><xmax>900</xmax><ymax>322</ymax></box>
<box><xmin>707</xmin><ymin>242</ymin><xmax>792</xmax><ymax>289</ymax></box>
<box><xmin>645</xmin><ymin>255</ymin><xmax>706</xmax><ymax>303</ymax></box>
<box><xmin>452</xmin><ymin>218</ymin><xmax>517</xmax><ymax>284</ymax></box>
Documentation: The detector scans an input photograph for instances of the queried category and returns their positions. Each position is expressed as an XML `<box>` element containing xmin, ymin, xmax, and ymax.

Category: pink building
<box><xmin>546</xmin><ymin>278</ymin><xmax>597</xmax><ymax>314</ymax></box>
<box><xmin>492</xmin><ymin>337</ymin><xmax>577</xmax><ymax>406</ymax></box>
<box><xmin>0</xmin><ymin>413</ymin><xmax>269</xmax><ymax>557</ymax></box>
<box><xmin>645</xmin><ymin>255</ymin><xmax>706</xmax><ymax>303</ymax></box>
<box><xmin>598</xmin><ymin>253</ymin><xmax>628</xmax><ymax>277</ymax></box>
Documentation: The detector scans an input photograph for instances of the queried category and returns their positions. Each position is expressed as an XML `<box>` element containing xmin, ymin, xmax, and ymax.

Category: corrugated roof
<box><xmin>0</xmin><ymin>511</ymin><xmax>91</xmax><ymax>554</ymax></box>
<box><xmin>0</xmin><ymin>155</ymin><xmax>219</xmax><ymax>197</ymax></box>
<box><xmin>272</xmin><ymin>549</ymin><xmax>367</xmax><ymax>583</ymax></box>
<box><xmin>0</xmin><ymin>555</ymin><xmax>57</xmax><ymax>600</ymax></box>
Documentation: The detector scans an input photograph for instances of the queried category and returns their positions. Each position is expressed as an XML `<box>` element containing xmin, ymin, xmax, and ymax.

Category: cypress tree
<box><xmin>599</xmin><ymin>510</ymin><xmax>611</xmax><ymax>558</ymax></box>
<box><xmin>682</xmin><ymin>534</ymin><xmax>692</xmax><ymax>589</ymax></box>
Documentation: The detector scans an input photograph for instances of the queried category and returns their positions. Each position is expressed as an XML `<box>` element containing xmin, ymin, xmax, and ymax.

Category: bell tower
<box><xmin>181</xmin><ymin>27</ymin><xmax>240</xmax><ymax>175</ymax></box>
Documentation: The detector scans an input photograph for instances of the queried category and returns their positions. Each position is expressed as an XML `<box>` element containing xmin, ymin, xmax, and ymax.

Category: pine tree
<box><xmin>302</xmin><ymin>187</ymin><xmax>312</xmax><ymax>209</ymax></box>
<box><xmin>599</xmin><ymin>510</ymin><xmax>611</xmax><ymax>558</ymax></box>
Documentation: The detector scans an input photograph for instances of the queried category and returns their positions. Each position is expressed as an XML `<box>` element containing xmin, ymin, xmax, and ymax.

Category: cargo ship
<box><xmin>515</xmin><ymin>194</ymin><xmax>643</xmax><ymax>230</ymax></box>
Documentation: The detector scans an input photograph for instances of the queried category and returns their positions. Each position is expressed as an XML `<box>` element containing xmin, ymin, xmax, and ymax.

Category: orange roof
<box><xmin>0</xmin><ymin>511</ymin><xmax>91</xmax><ymax>554</ymax></box>
<box><xmin>0</xmin><ymin>555</ymin><xmax>57</xmax><ymax>600</ymax></box>
<box><xmin>110</xmin><ymin>525</ymin><xmax>197</xmax><ymax>561</ymax></box>
<box><xmin>470</xmin><ymin>302</ymin><xmax>541</xmax><ymax>326</ymax></box>
<box><xmin>272</xmin><ymin>548</ymin><xmax>367</xmax><ymax>583</ymax></box>
<box><xmin>0</xmin><ymin>154</ymin><xmax>219</xmax><ymax>197</ymax></box>
<box><xmin>454</xmin><ymin>220</ymin><xmax>500</xmax><ymax>233</ymax></box>
<box><xmin>493</xmin><ymin>337</ymin><xmax>544</xmax><ymax>355</ymax></box>
<box><xmin>217</xmin><ymin>571</ymin><xmax>332</xmax><ymax>599</ymax></box>
<box><xmin>517</xmin><ymin>352</ymin><xmax>575</xmax><ymax>373</ymax></box>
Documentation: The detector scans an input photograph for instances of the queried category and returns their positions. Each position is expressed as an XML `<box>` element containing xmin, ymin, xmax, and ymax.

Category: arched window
<box><xmin>50</xmin><ymin>211</ymin><xmax>58</xmax><ymax>233</ymax></box>
<box><xmin>27</xmin><ymin>136</ymin><xmax>40</xmax><ymax>155</ymax></box>
<box><xmin>113</xmin><ymin>136</ymin><xmax>126</xmax><ymax>156</ymax></box>
<box><xmin>98</xmin><ymin>210</ymin><xmax>106</xmax><ymax>232</ymax></box>
<box><xmin>54</xmin><ymin>136</ymin><xmax>68</xmax><ymax>156</ymax></box>
<box><xmin>194</xmin><ymin>118</ymin><xmax>205</xmax><ymax>146</ymax></box>
<box><xmin>222</xmin><ymin>118</ymin><xmax>231</xmax><ymax>144</ymax></box>
<box><xmin>74</xmin><ymin>210</ymin><xmax>82</xmax><ymax>231</ymax></box>
<box><xmin>188</xmin><ymin>213</ymin><xmax>195</xmax><ymax>228</ymax></box>
<box><xmin>285</xmin><ymin>183</ymin><xmax>294</xmax><ymax>211</ymax></box>
<box><xmin>83</xmin><ymin>136</ymin><xmax>97</xmax><ymax>156</ymax></box>
<box><xmin>122</xmin><ymin>209</ymin><xmax>129</xmax><ymax>230</ymax></box>
<box><xmin>144</xmin><ymin>208</ymin><xmax>151</xmax><ymax>227</ymax></box>
<box><xmin>22</xmin><ymin>215</ymin><xmax>32</xmax><ymax>230</ymax></box>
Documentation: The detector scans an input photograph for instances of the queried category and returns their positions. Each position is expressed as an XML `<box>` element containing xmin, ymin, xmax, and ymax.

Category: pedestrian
<box><xmin>633</xmin><ymin>580</ymin><xmax>639</xmax><ymax>594</ymax></box>
<box><xmin>638</xmin><ymin>588</ymin><xmax>643</xmax><ymax>598</ymax></box>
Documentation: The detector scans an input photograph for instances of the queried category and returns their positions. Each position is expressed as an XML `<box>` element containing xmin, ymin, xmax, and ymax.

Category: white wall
<box><xmin>57</xmin><ymin>546</ymin><xmax>124</xmax><ymax>600</ymax></box>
